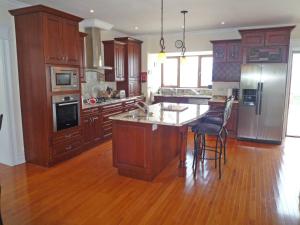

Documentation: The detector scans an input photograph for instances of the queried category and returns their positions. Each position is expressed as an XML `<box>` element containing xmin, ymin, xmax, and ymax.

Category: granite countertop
<box><xmin>153</xmin><ymin>94</ymin><xmax>212</xmax><ymax>99</ymax></box>
<box><xmin>109</xmin><ymin>102</ymin><xmax>209</xmax><ymax>127</ymax></box>
<box><xmin>82</xmin><ymin>96</ymin><xmax>143</xmax><ymax>109</ymax></box>
<box><xmin>208</xmin><ymin>98</ymin><xmax>239</xmax><ymax>104</ymax></box>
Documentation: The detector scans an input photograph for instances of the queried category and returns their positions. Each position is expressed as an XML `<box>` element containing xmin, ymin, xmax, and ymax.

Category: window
<box><xmin>161</xmin><ymin>55</ymin><xmax>213</xmax><ymax>87</ymax></box>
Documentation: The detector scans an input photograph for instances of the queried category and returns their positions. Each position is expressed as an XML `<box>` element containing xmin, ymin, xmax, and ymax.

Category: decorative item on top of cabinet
<box><xmin>103</xmin><ymin>40</ymin><xmax>126</xmax><ymax>82</ymax></box>
<box><xmin>114</xmin><ymin>37</ymin><xmax>143</xmax><ymax>97</ymax></box>
<box><xmin>211</xmin><ymin>39</ymin><xmax>242</xmax><ymax>82</ymax></box>
<box><xmin>239</xmin><ymin>26</ymin><xmax>295</xmax><ymax>63</ymax></box>
<box><xmin>9</xmin><ymin>5</ymin><xmax>83</xmax><ymax>167</ymax></box>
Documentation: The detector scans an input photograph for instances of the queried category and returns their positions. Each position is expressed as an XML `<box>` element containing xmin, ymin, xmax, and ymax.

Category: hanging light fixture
<box><xmin>175</xmin><ymin>10</ymin><xmax>188</xmax><ymax>61</ymax></box>
<box><xmin>157</xmin><ymin>0</ymin><xmax>166</xmax><ymax>63</ymax></box>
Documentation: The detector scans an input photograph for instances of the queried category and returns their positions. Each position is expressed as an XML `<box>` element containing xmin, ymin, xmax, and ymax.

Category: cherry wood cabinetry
<box><xmin>103</xmin><ymin>40</ymin><xmax>126</xmax><ymax>82</ymax></box>
<box><xmin>10</xmin><ymin>5</ymin><xmax>83</xmax><ymax>167</ymax></box>
<box><xmin>115</xmin><ymin>37</ymin><xmax>143</xmax><ymax>97</ymax></box>
<box><xmin>208</xmin><ymin>101</ymin><xmax>239</xmax><ymax>137</ymax></box>
<box><xmin>239</xmin><ymin>26</ymin><xmax>295</xmax><ymax>63</ymax></box>
<box><xmin>81</xmin><ymin>97</ymin><xmax>144</xmax><ymax>147</ymax></box>
<box><xmin>211</xmin><ymin>39</ymin><xmax>242</xmax><ymax>82</ymax></box>
<box><xmin>44</xmin><ymin>14</ymin><xmax>81</xmax><ymax>65</ymax></box>
<box><xmin>81</xmin><ymin>108</ymin><xmax>102</xmax><ymax>146</ymax></box>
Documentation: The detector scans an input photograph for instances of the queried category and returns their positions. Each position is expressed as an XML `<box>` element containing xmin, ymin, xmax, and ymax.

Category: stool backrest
<box><xmin>222</xmin><ymin>96</ymin><xmax>234</xmax><ymax>127</ymax></box>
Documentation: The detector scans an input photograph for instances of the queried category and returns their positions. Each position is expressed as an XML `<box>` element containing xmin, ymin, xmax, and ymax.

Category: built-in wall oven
<box><xmin>50</xmin><ymin>66</ymin><xmax>79</xmax><ymax>92</ymax></box>
<box><xmin>52</xmin><ymin>94</ymin><xmax>80</xmax><ymax>132</ymax></box>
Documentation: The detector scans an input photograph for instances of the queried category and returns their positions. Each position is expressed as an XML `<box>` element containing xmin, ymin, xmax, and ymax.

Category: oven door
<box><xmin>53</xmin><ymin>101</ymin><xmax>80</xmax><ymax>131</ymax></box>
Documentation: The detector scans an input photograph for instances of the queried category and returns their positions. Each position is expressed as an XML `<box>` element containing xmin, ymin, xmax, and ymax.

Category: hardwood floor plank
<box><xmin>1</xmin><ymin>135</ymin><xmax>300</xmax><ymax>225</ymax></box>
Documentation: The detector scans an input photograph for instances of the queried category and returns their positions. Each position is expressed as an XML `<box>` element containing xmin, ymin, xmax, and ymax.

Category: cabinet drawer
<box><xmin>82</xmin><ymin>107</ymin><xmax>100</xmax><ymax>116</ymax></box>
<box><xmin>102</xmin><ymin>110</ymin><xmax>123</xmax><ymax>121</ymax></box>
<box><xmin>102</xmin><ymin>103</ymin><xmax>123</xmax><ymax>111</ymax></box>
<box><xmin>53</xmin><ymin>128</ymin><xmax>82</xmax><ymax>144</ymax></box>
<box><xmin>53</xmin><ymin>139</ymin><xmax>82</xmax><ymax>156</ymax></box>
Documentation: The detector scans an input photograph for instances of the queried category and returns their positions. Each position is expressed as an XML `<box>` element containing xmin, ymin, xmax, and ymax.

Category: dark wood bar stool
<box><xmin>192</xmin><ymin>97</ymin><xmax>234</xmax><ymax>179</ymax></box>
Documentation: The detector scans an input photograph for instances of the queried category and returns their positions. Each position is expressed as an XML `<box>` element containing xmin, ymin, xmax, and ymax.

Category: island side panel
<box><xmin>112</xmin><ymin>120</ymin><xmax>181</xmax><ymax>181</ymax></box>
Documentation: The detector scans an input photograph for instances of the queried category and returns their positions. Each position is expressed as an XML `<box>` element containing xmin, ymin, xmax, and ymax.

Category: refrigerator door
<box><xmin>257</xmin><ymin>64</ymin><xmax>287</xmax><ymax>143</ymax></box>
<box><xmin>238</xmin><ymin>64</ymin><xmax>261</xmax><ymax>139</ymax></box>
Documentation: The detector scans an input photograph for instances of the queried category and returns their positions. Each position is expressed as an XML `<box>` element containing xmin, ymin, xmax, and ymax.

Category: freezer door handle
<box><xmin>259</xmin><ymin>82</ymin><xmax>263</xmax><ymax>115</ymax></box>
<box><xmin>255</xmin><ymin>82</ymin><xmax>261</xmax><ymax>115</ymax></box>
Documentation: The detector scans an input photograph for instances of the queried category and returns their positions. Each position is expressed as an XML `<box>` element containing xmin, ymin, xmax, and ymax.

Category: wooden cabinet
<box><xmin>115</xmin><ymin>37</ymin><xmax>142</xmax><ymax>97</ymax></box>
<box><xmin>211</xmin><ymin>39</ymin><xmax>242</xmax><ymax>82</ymax></box>
<box><xmin>81</xmin><ymin>108</ymin><xmax>102</xmax><ymax>145</ymax></box>
<box><xmin>239</xmin><ymin>26</ymin><xmax>295</xmax><ymax>63</ymax></box>
<box><xmin>208</xmin><ymin>101</ymin><xmax>239</xmax><ymax>137</ymax></box>
<box><xmin>103</xmin><ymin>40</ymin><xmax>126</xmax><ymax>81</ymax></box>
<box><xmin>102</xmin><ymin>102</ymin><xmax>124</xmax><ymax>139</ymax></box>
<box><xmin>10</xmin><ymin>5</ymin><xmax>83</xmax><ymax>167</ymax></box>
<box><xmin>44</xmin><ymin>14</ymin><xmax>80</xmax><ymax>65</ymax></box>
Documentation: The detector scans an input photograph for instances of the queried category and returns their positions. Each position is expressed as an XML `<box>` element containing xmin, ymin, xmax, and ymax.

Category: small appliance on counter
<box><xmin>119</xmin><ymin>90</ymin><xmax>126</xmax><ymax>99</ymax></box>
<box><xmin>232</xmin><ymin>88</ymin><xmax>240</xmax><ymax>100</ymax></box>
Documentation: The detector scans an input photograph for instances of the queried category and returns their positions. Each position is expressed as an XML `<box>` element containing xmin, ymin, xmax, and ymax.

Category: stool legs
<box><xmin>192</xmin><ymin>132</ymin><xmax>225</xmax><ymax>179</ymax></box>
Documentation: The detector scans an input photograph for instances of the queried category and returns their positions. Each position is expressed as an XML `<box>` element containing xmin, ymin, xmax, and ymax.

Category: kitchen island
<box><xmin>110</xmin><ymin>102</ymin><xmax>209</xmax><ymax>181</ymax></box>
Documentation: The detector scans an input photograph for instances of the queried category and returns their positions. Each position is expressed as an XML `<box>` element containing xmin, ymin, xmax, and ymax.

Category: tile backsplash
<box><xmin>81</xmin><ymin>71</ymin><xmax>116</xmax><ymax>99</ymax></box>
<box><xmin>212</xmin><ymin>82</ymin><xmax>240</xmax><ymax>96</ymax></box>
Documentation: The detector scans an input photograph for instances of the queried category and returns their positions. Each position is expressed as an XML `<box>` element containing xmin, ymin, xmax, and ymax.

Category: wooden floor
<box><xmin>1</xmin><ymin>134</ymin><xmax>300</xmax><ymax>225</ymax></box>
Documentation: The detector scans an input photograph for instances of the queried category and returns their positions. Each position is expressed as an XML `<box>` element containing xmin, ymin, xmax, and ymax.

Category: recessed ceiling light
<box><xmin>134</xmin><ymin>26</ymin><xmax>139</xmax><ymax>30</ymax></box>
<box><xmin>181</xmin><ymin>25</ymin><xmax>184</xmax><ymax>29</ymax></box>
<box><xmin>221</xmin><ymin>21</ymin><xmax>225</xmax><ymax>25</ymax></box>
<box><xmin>90</xmin><ymin>9</ymin><xmax>94</xmax><ymax>13</ymax></box>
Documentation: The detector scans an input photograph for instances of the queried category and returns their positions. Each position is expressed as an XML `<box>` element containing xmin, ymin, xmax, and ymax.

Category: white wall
<box><xmin>0</xmin><ymin>0</ymin><xmax>28</xmax><ymax>166</ymax></box>
<box><xmin>134</xmin><ymin>24</ymin><xmax>300</xmax><ymax>97</ymax></box>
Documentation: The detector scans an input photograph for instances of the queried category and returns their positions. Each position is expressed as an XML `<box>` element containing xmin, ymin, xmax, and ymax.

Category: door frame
<box><xmin>285</xmin><ymin>50</ymin><xmax>300</xmax><ymax>137</ymax></box>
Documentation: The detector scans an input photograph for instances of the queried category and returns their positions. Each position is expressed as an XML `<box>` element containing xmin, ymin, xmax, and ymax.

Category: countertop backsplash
<box><xmin>81</xmin><ymin>71</ymin><xmax>116</xmax><ymax>99</ymax></box>
<box><xmin>212</xmin><ymin>82</ymin><xmax>240</xmax><ymax>96</ymax></box>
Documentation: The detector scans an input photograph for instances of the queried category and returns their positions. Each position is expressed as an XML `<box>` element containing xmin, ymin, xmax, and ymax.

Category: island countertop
<box><xmin>109</xmin><ymin>102</ymin><xmax>209</xmax><ymax>127</ymax></box>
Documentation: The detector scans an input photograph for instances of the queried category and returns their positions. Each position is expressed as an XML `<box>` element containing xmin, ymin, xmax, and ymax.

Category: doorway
<box><xmin>286</xmin><ymin>52</ymin><xmax>300</xmax><ymax>137</ymax></box>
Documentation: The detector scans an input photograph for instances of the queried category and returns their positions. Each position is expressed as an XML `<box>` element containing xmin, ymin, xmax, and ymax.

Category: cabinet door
<box><xmin>127</xmin><ymin>43</ymin><xmax>135</xmax><ymax>79</ymax></box>
<box><xmin>227</xmin><ymin>42</ymin><xmax>242</xmax><ymax>62</ymax></box>
<box><xmin>241</xmin><ymin>32</ymin><xmax>265</xmax><ymax>47</ymax></box>
<box><xmin>79</xmin><ymin>33</ymin><xmax>86</xmax><ymax>82</ymax></box>
<box><xmin>92</xmin><ymin>115</ymin><xmax>102</xmax><ymax>142</ymax></box>
<box><xmin>213</xmin><ymin>43</ymin><xmax>227</xmax><ymax>62</ymax></box>
<box><xmin>44</xmin><ymin>14</ymin><xmax>64</xmax><ymax>64</ymax></box>
<box><xmin>265</xmin><ymin>30</ymin><xmax>290</xmax><ymax>46</ymax></box>
<box><xmin>82</xmin><ymin>116</ymin><xmax>93</xmax><ymax>144</ymax></box>
<box><xmin>132</xmin><ymin>43</ymin><xmax>140</xmax><ymax>79</ymax></box>
<box><xmin>63</xmin><ymin>19</ymin><xmax>80</xmax><ymax>65</ymax></box>
<box><xmin>128</xmin><ymin>80</ymin><xmax>140</xmax><ymax>97</ymax></box>
<box><xmin>115</xmin><ymin>44</ymin><xmax>125</xmax><ymax>81</ymax></box>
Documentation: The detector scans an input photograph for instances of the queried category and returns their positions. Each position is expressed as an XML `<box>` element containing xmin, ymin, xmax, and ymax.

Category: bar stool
<box><xmin>192</xmin><ymin>97</ymin><xmax>234</xmax><ymax>179</ymax></box>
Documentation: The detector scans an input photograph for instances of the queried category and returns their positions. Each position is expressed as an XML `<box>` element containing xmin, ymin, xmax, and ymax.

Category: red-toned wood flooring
<box><xmin>0</xmin><ymin>134</ymin><xmax>300</xmax><ymax>225</ymax></box>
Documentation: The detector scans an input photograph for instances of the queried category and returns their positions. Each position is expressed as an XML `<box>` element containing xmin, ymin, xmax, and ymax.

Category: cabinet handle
<box><xmin>65</xmin><ymin>134</ymin><xmax>72</xmax><ymax>138</ymax></box>
<box><xmin>65</xmin><ymin>145</ymin><xmax>72</xmax><ymax>150</ymax></box>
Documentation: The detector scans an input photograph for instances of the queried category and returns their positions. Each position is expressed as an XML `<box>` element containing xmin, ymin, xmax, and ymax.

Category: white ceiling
<box><xmin>17</xmin><ymin>0</ymin><xmax>300</xmax><ymax>35</ymax></box>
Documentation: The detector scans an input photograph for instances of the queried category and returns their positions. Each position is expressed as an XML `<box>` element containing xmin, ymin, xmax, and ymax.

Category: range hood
<box><xmin>84</xmin><ymin>27</ymin><xmax>113</xmax><ymax>72</ymax></box>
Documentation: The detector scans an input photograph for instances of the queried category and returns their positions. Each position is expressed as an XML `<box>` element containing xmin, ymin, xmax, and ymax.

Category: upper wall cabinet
<box><xmin>211</xmin><ymin>39</ymin><xmax>242</xmax><ymax>82</ymax></box>
<box><xmin>103</xmin><ymin>40</ymin><xmax>126</xmax><ymax>82</ymax></box>
<box><xmin>44</xmin><ymin>14</ymin><xmax>80</xmax><ymax>65</ymax></box>
<box><xmin>239</xmin><ymin>26</ymin><xmax>295</xmax><ymax>63</ymax></box>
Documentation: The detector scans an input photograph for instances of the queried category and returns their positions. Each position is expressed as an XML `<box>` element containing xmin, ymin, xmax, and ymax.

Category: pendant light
<box><xmin>157</xmin><ymin>0</ymin><xmax>166</xmax><ymax>63</ymax></box>
<box><xmin>175</xmin><ymin>10</ymin><xmax>188</xmax><ymax>61</ymax></box>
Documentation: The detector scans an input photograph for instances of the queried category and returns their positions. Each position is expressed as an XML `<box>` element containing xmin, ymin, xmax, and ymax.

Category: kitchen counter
<box><xmin>110</xmin><ymin>102</ymin><xmax>209</xmax><ymax>127</ymax></box>
<box><xmin>111</xmin><ymin>102</ymin><xmax>209</xmax><ymax>181</ymax></box>
<box><xmin>82</xmin><ymin>96</ymin><xmax>143</xmax><ymax>109</ymax></box>
<box><xmin>208</xmin><ymin>98</ymin><xmax>239</xmax><ymax>104</ymax></box>
<box><xmin>153</xmin><ymin>94</ymin><xmax>212</xmax><ymax>99</ymax></box>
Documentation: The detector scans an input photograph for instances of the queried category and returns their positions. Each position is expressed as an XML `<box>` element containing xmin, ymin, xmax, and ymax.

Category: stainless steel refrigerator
<box><xmin>238</xmin><ymin>64</ymin><xmax>287</xmax><ymax>144</ymax></box>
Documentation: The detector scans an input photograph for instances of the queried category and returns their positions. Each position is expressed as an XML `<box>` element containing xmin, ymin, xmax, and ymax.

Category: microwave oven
<box><xmin>50</xmin><ymin>66</ymin><xmax>79</xmax><ymax>92</ymax></box>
